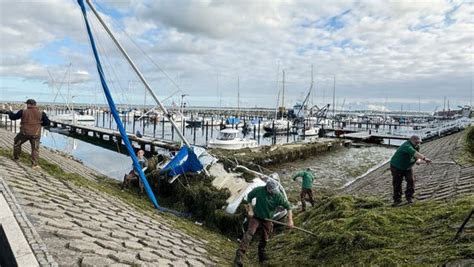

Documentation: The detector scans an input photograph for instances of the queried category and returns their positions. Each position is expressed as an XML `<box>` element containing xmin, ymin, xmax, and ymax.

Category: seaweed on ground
<box><xmin>258</xmin><ymin>193</ymin><xmax>473</xmax><ymax>266</ymax></box>
<box><xmin>147</xmin><ymin>169</ymin><xmax>247</xmax><ymax>237</ymax></box>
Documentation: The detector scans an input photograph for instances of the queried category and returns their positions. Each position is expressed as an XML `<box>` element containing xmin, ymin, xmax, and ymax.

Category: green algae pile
<box><xmin>256</xmin><ymin>193</ymin><xmax>473</xmax><ymax>266</ymax></box>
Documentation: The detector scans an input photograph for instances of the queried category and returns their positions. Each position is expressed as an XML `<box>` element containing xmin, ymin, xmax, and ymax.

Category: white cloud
<box><xmin>0</xmin><ymin>0</ymin><xmax>472</xmax><ymax>109</ymax></box>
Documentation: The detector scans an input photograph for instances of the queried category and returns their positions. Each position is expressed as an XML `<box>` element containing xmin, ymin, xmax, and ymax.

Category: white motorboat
<box><xmin>50</xmin><ymin>113</ymin><xmax>95</xmax><ymax>125</ymax></box>
<box><xmin>297</xmin><ymin>126</ymin><xmax>320</xmax><ymax>137</ymax></box>
<box><xmin>263</xmin><ymin>119</ymin><xmax>292</xmax><ymax>133</ymax></box>
<box><xmin>208</xmin><ymin>129</ymin><xmax>258</xmax><ymax>150</ymax></box>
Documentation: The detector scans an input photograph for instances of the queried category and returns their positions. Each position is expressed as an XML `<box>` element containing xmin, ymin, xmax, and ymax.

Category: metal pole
<box><xmin>265</xmin><ymin>218</ymin><xmax>317</xmax><ymax>237</ymax></box>
<box><xmin>85</xmin><ymin>0</ymin><xmax>190</xmax><ymax>147</ymax></box>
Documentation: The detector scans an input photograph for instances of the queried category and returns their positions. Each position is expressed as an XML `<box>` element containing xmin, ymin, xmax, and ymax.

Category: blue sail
<box><xmin>161</xmin><ymin>147</ymin><xmax>203</xmax><ymax>176</ymax></box>
<box><xmin>77</xmin><ymin>0</ymin><xmax>160</xmax><ymax>209</ymax></box>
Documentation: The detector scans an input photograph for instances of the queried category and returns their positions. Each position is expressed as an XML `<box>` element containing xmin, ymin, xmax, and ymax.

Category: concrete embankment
<box><xmin>0</xmin><ymin>128</ymin><xmax>230</xmax><ymax>266</ymax></box>
<box><xmin>343</xmin><ymin>130</ymin><xmax>473</xmax><ymax>202</ymax></box>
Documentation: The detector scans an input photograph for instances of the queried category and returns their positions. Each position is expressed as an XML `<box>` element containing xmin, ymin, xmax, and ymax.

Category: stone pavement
<box><xmin>0</xmin><ymin>129</ymin><xmax>102</xmax><ymax>182</ymax></box>
<box><xmin>0</xmin><ymin>129</ymin><xmax>217</xmax><ymax>266</ymax></box>
<box><xmin>343</xmin><ymin>130</ymin><xmax>474</xmax><ymax>202</ymax></box>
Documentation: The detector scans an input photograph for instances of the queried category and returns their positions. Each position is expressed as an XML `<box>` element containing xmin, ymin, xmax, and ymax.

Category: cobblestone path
<box><xmin>0</xmin><ymin>129</ymin><xmax>218</xmax><ymax>266</ymax></box>
<box><xmin>343</xmin><ymin>130</ymin><xmax>473</xmax><ymax>202</ymax></box>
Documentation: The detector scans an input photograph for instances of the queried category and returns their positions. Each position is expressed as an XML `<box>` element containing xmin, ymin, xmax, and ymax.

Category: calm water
<box><xmin>41</xmin><ymin>130</ymin><xmax>131</xmax><ymax>180</ymax></box>
<box><xmin>3</xmin><ymin>112</ymin><xmax>395</xmax><ymax>185</ymax></box>
<box><xmin>40</xmin><ymin>127</ymin><xmax>394</xmax><ymax>193</ymax></box>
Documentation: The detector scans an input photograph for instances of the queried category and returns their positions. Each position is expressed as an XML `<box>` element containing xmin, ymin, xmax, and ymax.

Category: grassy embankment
<box><xmin>0</xmin><ymin>147</ymin><xmax>236</xmax><ymax>264</ymax></box>
<box><xmin>245</xmin><ymin>127</ymin><xmax>474</xmax><ymax>265</ymax></box>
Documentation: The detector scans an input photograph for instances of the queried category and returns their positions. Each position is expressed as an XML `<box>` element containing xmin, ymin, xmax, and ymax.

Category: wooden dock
<box><xmin>50</xmin><ymin>120</ymin><xmax>181</xmax><ymax>152</ymax></box>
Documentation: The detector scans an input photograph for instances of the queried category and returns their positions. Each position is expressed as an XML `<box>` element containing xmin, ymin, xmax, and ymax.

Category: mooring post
<box><xmin>153</xmin><ymin>117</ymin><xmax>157</xmax><ymax>138</ymax></box>
<box><xmin>132</xmin><ymin>115</ymin><xmax>136</xmax><ymax>133</ymax></box>
<box><xmin>205</xmin><ymin>121</ymin><xmax>209</xmax><ymax>143</ymax></box>
<box><xmin>210</xmin><ymin>117</ymin><xmax>214</xmax><ymax>137</ymax></box>
<box><xmin>257</xmin><ymin>120</ymin><xmax>261</xmax><ymax>144</ymax></box>
<box><xmin>253</xmin><ymin>124</ymin><xmax>256</xmax><ymax>140</ymax></box>
<box><xmin>193</xmin><ymin>123</ymin><xmax>196</xmax><ymax>145</ymax></box>
<box><xmin>287</xmin><ymin>121</ymin><xmax>290</xmax><ymax>143</ymax></box>
<box><xmin>201</xmin><ymin>121</ymin><xmax>204</xmax><ymax>137</ymax></box>
<box><xmin>161</xmin><ymin>119</ymin><xmax>165</xmax><ymax>139</ymax></box>
<box><xmin>182</xmin><ymin>119</ymin><xmax>186</xmax><ymax>136</ymax></box>
<box><xmin>171</xmin><ymin>125</ymin><xmax>174</xmax><ymax>140</ymax></box>
<box><xmin>123</xmin><ymin>113</ymin><xmax>127</xmax><ymax>131</ymax></box>
<box><xmin>272</xmin><ymin>120</ymin><xmax>276</xmax><ymax>145</ymax></box>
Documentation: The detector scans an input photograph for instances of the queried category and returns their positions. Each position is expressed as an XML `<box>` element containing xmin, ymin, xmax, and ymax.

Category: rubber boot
<box><xmin>234</xmin><ymin>250</ymin><xmax>244</xmax><ymax>267</ymax></box>
<box><xmin>121</xmin><ymin>174</ymin><xmax>127</xmax><ymax>190</ymax></box>
<box><xmin>258</xmin><ymin>240</ymin><xmax>268</xmax><ymax>263</ymax></box>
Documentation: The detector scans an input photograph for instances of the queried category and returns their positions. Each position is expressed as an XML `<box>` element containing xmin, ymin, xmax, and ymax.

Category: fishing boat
<box><xmin>208</xmin><ymin>129</ymin><xmax>258</xmax><ymax>150</ymax></box>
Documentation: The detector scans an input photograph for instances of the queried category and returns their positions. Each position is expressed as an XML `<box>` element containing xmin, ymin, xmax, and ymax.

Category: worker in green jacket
<box><xmin>292</xmin><ymin>168</ymin><xmax>315</xmax><ymax>211</ymax></box>
<box><xmin>390</xmin><ymin>135</ymin><xmax>431</xmax><ymax>206</ymax></box>
<box><xmin>234</xmin><ymin>179</ymin><xmax>293</xmax><ymax>266</ymax></box>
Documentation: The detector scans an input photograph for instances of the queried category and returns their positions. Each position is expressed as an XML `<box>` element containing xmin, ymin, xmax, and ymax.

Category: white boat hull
<box><xmin>51</xmin><ymin>114</ymin><xmax>95</xmax><ymax>122</ymax></box>
<box><xmin>208</xmin><ymin>139</ymin><xmax>258</xmax><ymax>150</ymax></box>
<box><xmin>297</xmin><ymin>127</ymin><xmax>320</xmax><ymax>137</ymax></box>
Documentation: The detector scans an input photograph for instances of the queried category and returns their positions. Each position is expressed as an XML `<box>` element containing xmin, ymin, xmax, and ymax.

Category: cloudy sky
<box><xmin>0</xmin><ymin>0</ymin><xmax>472</xmax><ymax>112</ymax></box>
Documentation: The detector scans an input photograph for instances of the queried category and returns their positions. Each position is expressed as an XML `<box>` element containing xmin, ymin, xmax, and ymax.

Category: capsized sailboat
<box><xmin>77</xmin><ymin>0</ymin><xmax>288</xmax><ymax>216</ymax></box>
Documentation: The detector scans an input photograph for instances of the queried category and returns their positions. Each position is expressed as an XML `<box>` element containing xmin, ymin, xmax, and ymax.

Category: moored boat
<box><xmin>208</xmin><ymin>128</ymin><xmax>258</xmax><ymax>150</ymax></box>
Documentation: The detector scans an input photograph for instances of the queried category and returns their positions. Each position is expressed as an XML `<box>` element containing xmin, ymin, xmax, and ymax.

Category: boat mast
<box><xmin>282</xmin><ymin>70</ymin><xmax>285</xmax><ymax>110</ymax></box>
<box><xmin>332</xmin><ymin>75</ymin><xmax>336</xmax><ymax>119</ymax></box>
<box><xmin>237</xmin><ymin>76</ymin><xmax>240</xmax><ymax>116</ymax></box>
<box><xmin>274</xmin><ymin>63</ymin><xmax>280</xmax><ymax>119</ymax></box>
<box><xmin>84</xmin><ymin>0</ymin><xmax>190</xmax><ymax>147</ymax></box>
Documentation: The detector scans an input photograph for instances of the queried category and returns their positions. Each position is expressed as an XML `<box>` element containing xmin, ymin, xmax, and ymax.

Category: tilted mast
<box><xmin>83</xmin><ymin>0</ymin><xmax>190</xmax><ymax>147</ymax></box>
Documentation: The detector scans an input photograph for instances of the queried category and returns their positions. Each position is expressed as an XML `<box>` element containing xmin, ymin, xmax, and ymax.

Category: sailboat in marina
<box><xmin>295</xmin><ymin>65</ymin><xmax>321</xmax><ymax>138</ymax></box>
<box><xmin>263</xmin><ymin>69</ymin><xmax>293</xmax><ymax>133</ymax></box>
<box><xmin>48</xmin><ymin>64</ymin><xmax>95</xmax><ymax>125</ymax></box>
<box><xmin>77</xmin><ymin>0</ymin><xmax>287</xmax><ymax>215</ymax></box>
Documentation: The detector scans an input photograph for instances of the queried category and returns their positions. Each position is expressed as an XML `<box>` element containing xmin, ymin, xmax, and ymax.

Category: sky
<box><xmin>0</xmin><ymin>0</ymin><xmax>473</xmax><ymax>112</ymax></box>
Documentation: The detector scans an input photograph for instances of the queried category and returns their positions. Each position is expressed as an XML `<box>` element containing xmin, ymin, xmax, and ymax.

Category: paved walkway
<box><xmin>0</xmin><ymin>129</ymin><xmax>216</xmax><ymax>266</ymax></box>
<box><xmin>343</xmin><ymin>130</ymin><xmax>473</xmax><ymax>201</ymax></box>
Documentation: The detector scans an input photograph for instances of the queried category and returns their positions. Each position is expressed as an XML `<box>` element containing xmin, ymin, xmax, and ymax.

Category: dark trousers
<box><xmin>13</xmin><ymin>133</ymin><xmax>40</xmax><ymax>166</ymax></box>
<box><xmin>390</xmin><ymin>165</ymin><xmax>415</xmax><ymax>202</ymax></box>
<box><xmin>300</xmin><ymin>188</ymin><xmax>315</xmax><ymax>210</ymax></box>
<box><xmin>121</xmin><ymin>170</ymin><xmax>144</xmax><ymax>194</ymax></box>
<box><xmin>236</xmin><ymin>217</ymin><xmax>273</xmax><ymax>261</ymax></box>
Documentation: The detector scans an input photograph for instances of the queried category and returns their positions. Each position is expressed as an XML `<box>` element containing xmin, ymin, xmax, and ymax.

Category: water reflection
<box><xmin>42</xmin><ymin>130</ymin><xmax>130</xmax><ymax>180</ymax></box>
<box><xmin>41</xmin><ymin>124</ymin><xmax>395</xmax><ymax>193</ymax></box>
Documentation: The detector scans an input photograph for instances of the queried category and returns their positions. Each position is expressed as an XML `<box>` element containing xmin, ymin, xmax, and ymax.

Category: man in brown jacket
<box><xmin>8</xmin><ymin>99</ymin><xmax>50</xmax><ymax>168</ymax></box>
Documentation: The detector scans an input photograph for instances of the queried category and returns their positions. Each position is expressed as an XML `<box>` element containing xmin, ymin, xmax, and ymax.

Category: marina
<box><xmin>1</xmin><ymin>0</ymin><xmax>473</xmax><ymax>266</ymax></box>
